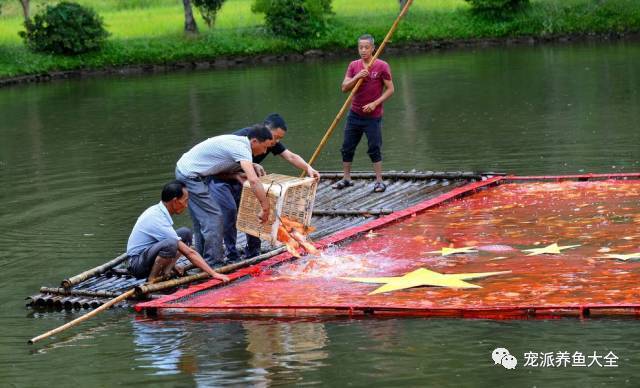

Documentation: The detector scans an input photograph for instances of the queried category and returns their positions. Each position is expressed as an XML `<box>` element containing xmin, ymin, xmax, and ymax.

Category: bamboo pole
<box><xmin>28</xmin><ymin>289</ymin><xmax>135</xmax><ymax>344</ymax></box>
<box><xmin>173</xmin><ymin>245</ymin><xmax>286</xmax><ymax>277</ymax></box>
<box><xmin>303</xmin><ymin>0</ymin><xmax>414</xmax><ymax>175</ymax></box>
<box><xmin>61</xmin><ymin>253</ymin><xmax>128</xmax><ymax>288</ymax></box>
<box><xmin>135</xmin><ymin>272</ymin><xmax>209</xmax><ymax>296</ymax></box>
<box><xmin>135</xmin><ymin>247</ymin><xmax>287</xmax><ymax>296</ymax></box>
<box><xmin>312</xmin><ymin>209</ymin><xmax>394</xmax><ymax>216</ymax></box>
<box><xmin>39</xmin><ymin>287</ymin><xmax>121</xmax><ymax>298</ymax></box>
<box><xmin>317</xmin><ymin>171</ymin><xmax>497</xmax><ymax>180</ymax></box>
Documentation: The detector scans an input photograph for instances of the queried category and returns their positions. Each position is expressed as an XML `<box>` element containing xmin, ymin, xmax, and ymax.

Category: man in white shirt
<box><xmin>175</xmin><ymin>125</ymin><xmax>273</xmax><ymax>266</ymax></box>
<box><xmin>211</xmin><ymin>113</ymin><xmax>320</xmax><ymax>261</ymax></box>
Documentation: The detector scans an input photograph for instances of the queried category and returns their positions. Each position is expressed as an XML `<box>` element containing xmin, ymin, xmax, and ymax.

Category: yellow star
<box><xmin>522</xmin><ymin>243</ymin><xmax>580</xmax><ymax>256</ymax></box>
<box><xmin>600</xmin><ymin>253</ymin><xmax>640</xmax><ymax>261</ymax></box>
<box><xmin>427</xmin><ymin>246</ymin><xmax>477</xmax><ymax>256</ymax></box>
<box><xmin>340</xmin><ymin>268</ymin><xmax>511</xmax><ymax>295</ymax></box>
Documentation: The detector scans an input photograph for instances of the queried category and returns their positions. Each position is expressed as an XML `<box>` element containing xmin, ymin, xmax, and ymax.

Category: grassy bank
<box><xmin>0</xmin><ymin>0</ymin><xmax>639</xmax><ymax>79</ymax></box>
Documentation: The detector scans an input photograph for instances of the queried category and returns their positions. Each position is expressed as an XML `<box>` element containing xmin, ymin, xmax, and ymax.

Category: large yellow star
<box><xmin>522</xmin><ymin>243</ymin><xmax>580</xmax><ymax>256</ymax></box>
<box><xmin>600</xmin><ymin>253</ymin><xmax>640</xmax><ymax>261</ymax></box>
<box><xmin>340</xmin><ymin>268</ymin><xmax>511</xmax><ymax>295</ymax></box>
<box><xmin>427</xmin><ymin>246</ymin><xmax>477</xmax><ymax>256</ymax></box>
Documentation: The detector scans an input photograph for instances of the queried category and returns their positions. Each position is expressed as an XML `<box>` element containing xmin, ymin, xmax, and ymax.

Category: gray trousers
<box><xmin>210</xmin><ymin>178</ymin><xmax>262</xmax><ymax>261</ymax></box>
<box><xmin>128</xmin><ymin>227</ymin><xmax>192</xmax><ymax>279</ymax></box>
<box><xmin>175</xmin><ymin>168</ymin><xmax>225</xmax><ymax>266</ymax></box>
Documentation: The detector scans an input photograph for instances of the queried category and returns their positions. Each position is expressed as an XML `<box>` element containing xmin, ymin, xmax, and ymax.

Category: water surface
<box><xmin>1</xmin><ymin>41</ymin><xmax>639</xmax><ymax>386</ymax></box>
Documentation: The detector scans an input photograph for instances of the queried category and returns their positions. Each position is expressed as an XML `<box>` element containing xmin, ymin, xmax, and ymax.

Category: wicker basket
<box><xmin>236</xmin><ymin>174</ymin><xmax>318</xmax><ymax>244</ymax></box>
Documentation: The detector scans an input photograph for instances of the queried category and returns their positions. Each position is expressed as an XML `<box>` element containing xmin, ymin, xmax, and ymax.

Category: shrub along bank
<box><xmin>0</xmin><ymin>0</ymin><xmax>639</xmax><ymax>80</ymax></box>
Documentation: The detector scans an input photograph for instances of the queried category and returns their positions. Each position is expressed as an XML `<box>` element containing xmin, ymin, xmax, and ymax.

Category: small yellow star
<box><xmin>340</xmin><ymin>268</ymin><xmax>511</xmax><ymax>295</ymax></box>
<box><xmin>427</xmin><ymin>246</ymin><xmax>477</xmax><ymax>256</ymax></box>
<box><xmin>522</xmin><ymin>243</ymin><xmax>580</xmax><ymax>256</ymax></box>
<box><xmin>600</xmin><ymin>253</ymin><xmax>640</xmax><ymax>261</ymax></box>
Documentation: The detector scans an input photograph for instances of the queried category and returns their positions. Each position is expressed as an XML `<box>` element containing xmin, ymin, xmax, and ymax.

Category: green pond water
<box><xmin>1</xmin><ymin>40</ymin><xmax>639</xmax><ymax>386</ymax></box>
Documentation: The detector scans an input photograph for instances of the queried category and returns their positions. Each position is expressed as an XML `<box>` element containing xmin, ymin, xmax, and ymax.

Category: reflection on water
<box><xmin>125</xmin><ymin>316</ymin><xmax>640</xmax><ymax>386</ymax></box>
<box><xmin>2</xmin><ymin>41</ymin><xmax>640</xmax><ymax>386</ymax></box>
<box><xmin>243</xmin><ymin>321</ymin><xmax>328</xmax><ymax>386</ymax></box>
<box><xmin>133</xmin><ymin>319</ymin><xmax>187</xmax><ymax>376</ymax></box>
<box><xmin>131</xmin><ymin>318</ymin><xmax>328</xmax><ymax>386</ymax></box>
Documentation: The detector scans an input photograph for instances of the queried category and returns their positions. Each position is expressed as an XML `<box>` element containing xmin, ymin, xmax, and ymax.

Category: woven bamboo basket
<box><xmin>236</xmin><ymin>174</ymin><xmax>318</xmax><ymax>244</ymax></box>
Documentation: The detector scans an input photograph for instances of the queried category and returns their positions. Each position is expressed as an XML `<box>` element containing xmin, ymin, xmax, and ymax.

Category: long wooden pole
<box><xmin>303</xmin><ymin>0</ymin><xmax>414</xmax><ymax>175</ymax></box>
<box><xmin>28</xmin><ymin>289</ymin><xmax>135</xmax><ymax>344</ymax></box>
<box><xmin>135</xmin><ymin>247</ymin><xmax>287</xmax><ymax>295</ymax></box>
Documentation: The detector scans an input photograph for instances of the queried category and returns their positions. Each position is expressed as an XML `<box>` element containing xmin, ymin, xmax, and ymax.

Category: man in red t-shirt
<box><xmin>333</xmin><ymin>34</ymin><xmax>395</xmax><ymax>193</ymax></box>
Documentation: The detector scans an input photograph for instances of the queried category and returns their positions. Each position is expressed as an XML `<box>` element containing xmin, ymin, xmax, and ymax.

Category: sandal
<box><xmin>332</xmin><ymin>179</ymin><xmax>354</xmax><ymax>190</ymax></box>
<box><xmin>372</xmin><ymin>182</ymin><xmax>387</xmax><ymax>193</ymax></box>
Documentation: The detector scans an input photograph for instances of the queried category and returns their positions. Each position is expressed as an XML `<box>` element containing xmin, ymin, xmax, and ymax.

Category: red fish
<box><xmin>277</xmin><ymin>216</ymin><xmax>318</xmax><ymax>257</ymax></box>
<box><xmin>477</xmin><ymin>244</ymin><xmax>518</xmax><ymax>252</ymax></box>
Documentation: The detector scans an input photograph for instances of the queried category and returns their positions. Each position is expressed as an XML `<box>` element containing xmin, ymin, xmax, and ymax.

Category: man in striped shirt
<box><xmin>127</xmin><ymin>180</ymin><xmax>229</xmax><ymax>283</ymax></box>
<box><xmin>175</xmin><ymin>125</ymin><xmax>273</xmax><ymax>266</ymax></box>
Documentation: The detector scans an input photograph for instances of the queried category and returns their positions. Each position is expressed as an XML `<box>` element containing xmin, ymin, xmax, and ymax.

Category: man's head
<box><xmin>264</xmin><ymin>113</ymin><xmax>287</xmax><ymax>144</ymax></box>
<box><xmin>162</xmin><ymin>180</ymin><xmax>189</xmax><ymax>215</ymax></box>
<box><xmin>247</xmin><ymin>124</ymin><xmax>273</xmax><ymax>156</ymax></box>
<box><xmin>358</xmin><ymin>34</ymin><xmax>375</xmax><ymax>61</ymax></box>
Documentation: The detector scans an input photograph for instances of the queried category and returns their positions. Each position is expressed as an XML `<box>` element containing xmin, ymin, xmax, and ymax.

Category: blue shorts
<box><xmin>340</xmin><ymin>111</ymin><xmax>383</xmax><ymax>163</ymax></box>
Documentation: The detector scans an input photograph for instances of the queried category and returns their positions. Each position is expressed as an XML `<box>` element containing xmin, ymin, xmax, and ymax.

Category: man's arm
<box><xmin>342</xmin><ymin>70</ymin><xmax>369</xmax><ymax>93</ymax></box>
<box><xmin>240</xmin><ymin>160</ymin><xmax>270</xmax><ymax>223</ymax></box>
<box><xmin>362</xmin><ymin>78</ymin><xmax>395</xmax><ymax>114</ymax></box>
<box><xmin>253</xmin><ymin>163</ymin><xmax>266</xmax><ymax>177</ymax></box>
<box><xmin>177</xmin><ymin>241</ymin><xmax>230</xmax><ymax>282</ymax></box>
<box><xmin>279</xmin><ymin>150</ymin><xmax>320</xmax><ymax>179</ymax></box>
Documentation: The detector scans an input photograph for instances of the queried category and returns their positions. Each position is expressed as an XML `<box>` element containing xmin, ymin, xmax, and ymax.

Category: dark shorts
<box><xmin>128</xmin><ymin>227</ymin><xmax>192</xmax><ymax>279</ymax></box>
<box><xmin>341</xmin><ymin>111</ymin><xmax>383</xmax><ymax>163</ymax></box>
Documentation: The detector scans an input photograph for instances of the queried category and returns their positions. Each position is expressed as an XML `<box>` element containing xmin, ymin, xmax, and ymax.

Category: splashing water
<box><xmin>274</xmin><ymin>249</ymin><xmax>400</xmax><ymax>280</ymax></box>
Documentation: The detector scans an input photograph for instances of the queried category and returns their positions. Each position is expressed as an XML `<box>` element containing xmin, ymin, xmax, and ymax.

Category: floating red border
<box><xmin>136</xmin><ymin>173</ymin><xmax>640</xmax><ymax>318</ymax></box>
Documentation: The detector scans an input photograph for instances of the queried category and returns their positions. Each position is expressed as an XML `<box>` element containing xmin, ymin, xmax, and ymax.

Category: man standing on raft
<box><xmin>333</xmin><ymin>34</ymin><xmax>395</xmax><ymax>193</ymax></box>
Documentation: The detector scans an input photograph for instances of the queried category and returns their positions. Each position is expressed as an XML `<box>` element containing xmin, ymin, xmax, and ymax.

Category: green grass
<box><xmin>0</xmin><ymin>0</ymin><xmax>639</xmax><ymax>79</ymax></box>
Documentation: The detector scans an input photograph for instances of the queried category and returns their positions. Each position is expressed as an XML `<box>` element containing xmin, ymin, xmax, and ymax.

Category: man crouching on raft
<box><xmin>126</xmin><ymin>180</ymin><xmax>230</xmax><ymax>284</ymax></box>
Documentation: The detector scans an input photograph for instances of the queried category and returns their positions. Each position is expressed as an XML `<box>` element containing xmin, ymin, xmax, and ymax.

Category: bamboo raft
<box><xmin>27</xmin><ymin>171</ymin><xmax>500</xmax><ymax>310</ymax></box>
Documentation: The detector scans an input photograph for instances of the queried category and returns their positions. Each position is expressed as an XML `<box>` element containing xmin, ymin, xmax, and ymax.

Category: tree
<box><xmin>19</xmin><ymin>1</ymin><xmax>109</xmax><ymax>55</ymax></box>
<box><xmin>18</xmin><ymin>0</ymin><xmax>30</xmax><ymax>22</ymax></box>
<box><xmin>464</xmin><ymin>0</ymin><xmax>529</xmax><ymax>18</ymax></box>
<box><xmin>193</xmin><ymin>0</ymin><xmax>226</xmax><ymax>29</ymax></box>
<box><xmin>252</xmin><ymin>0</ymin><xmax>332</xmax><ymax>39</ymax></box>
<box><xmin>182</xmin><ymin>0</ymin><xmax>198</xmax><ymax>34</ymax></box>
<box><xmin>0</xmin><ymin>0</ymin><xmax>28</xmax><ymax>18</ymax></box>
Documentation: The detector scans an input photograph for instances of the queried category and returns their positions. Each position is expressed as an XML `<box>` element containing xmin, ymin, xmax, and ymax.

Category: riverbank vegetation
<box><xmin>0</xmin><ymin>0</ymin><xmax>638</xmax><ymax>79</ymax></box>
